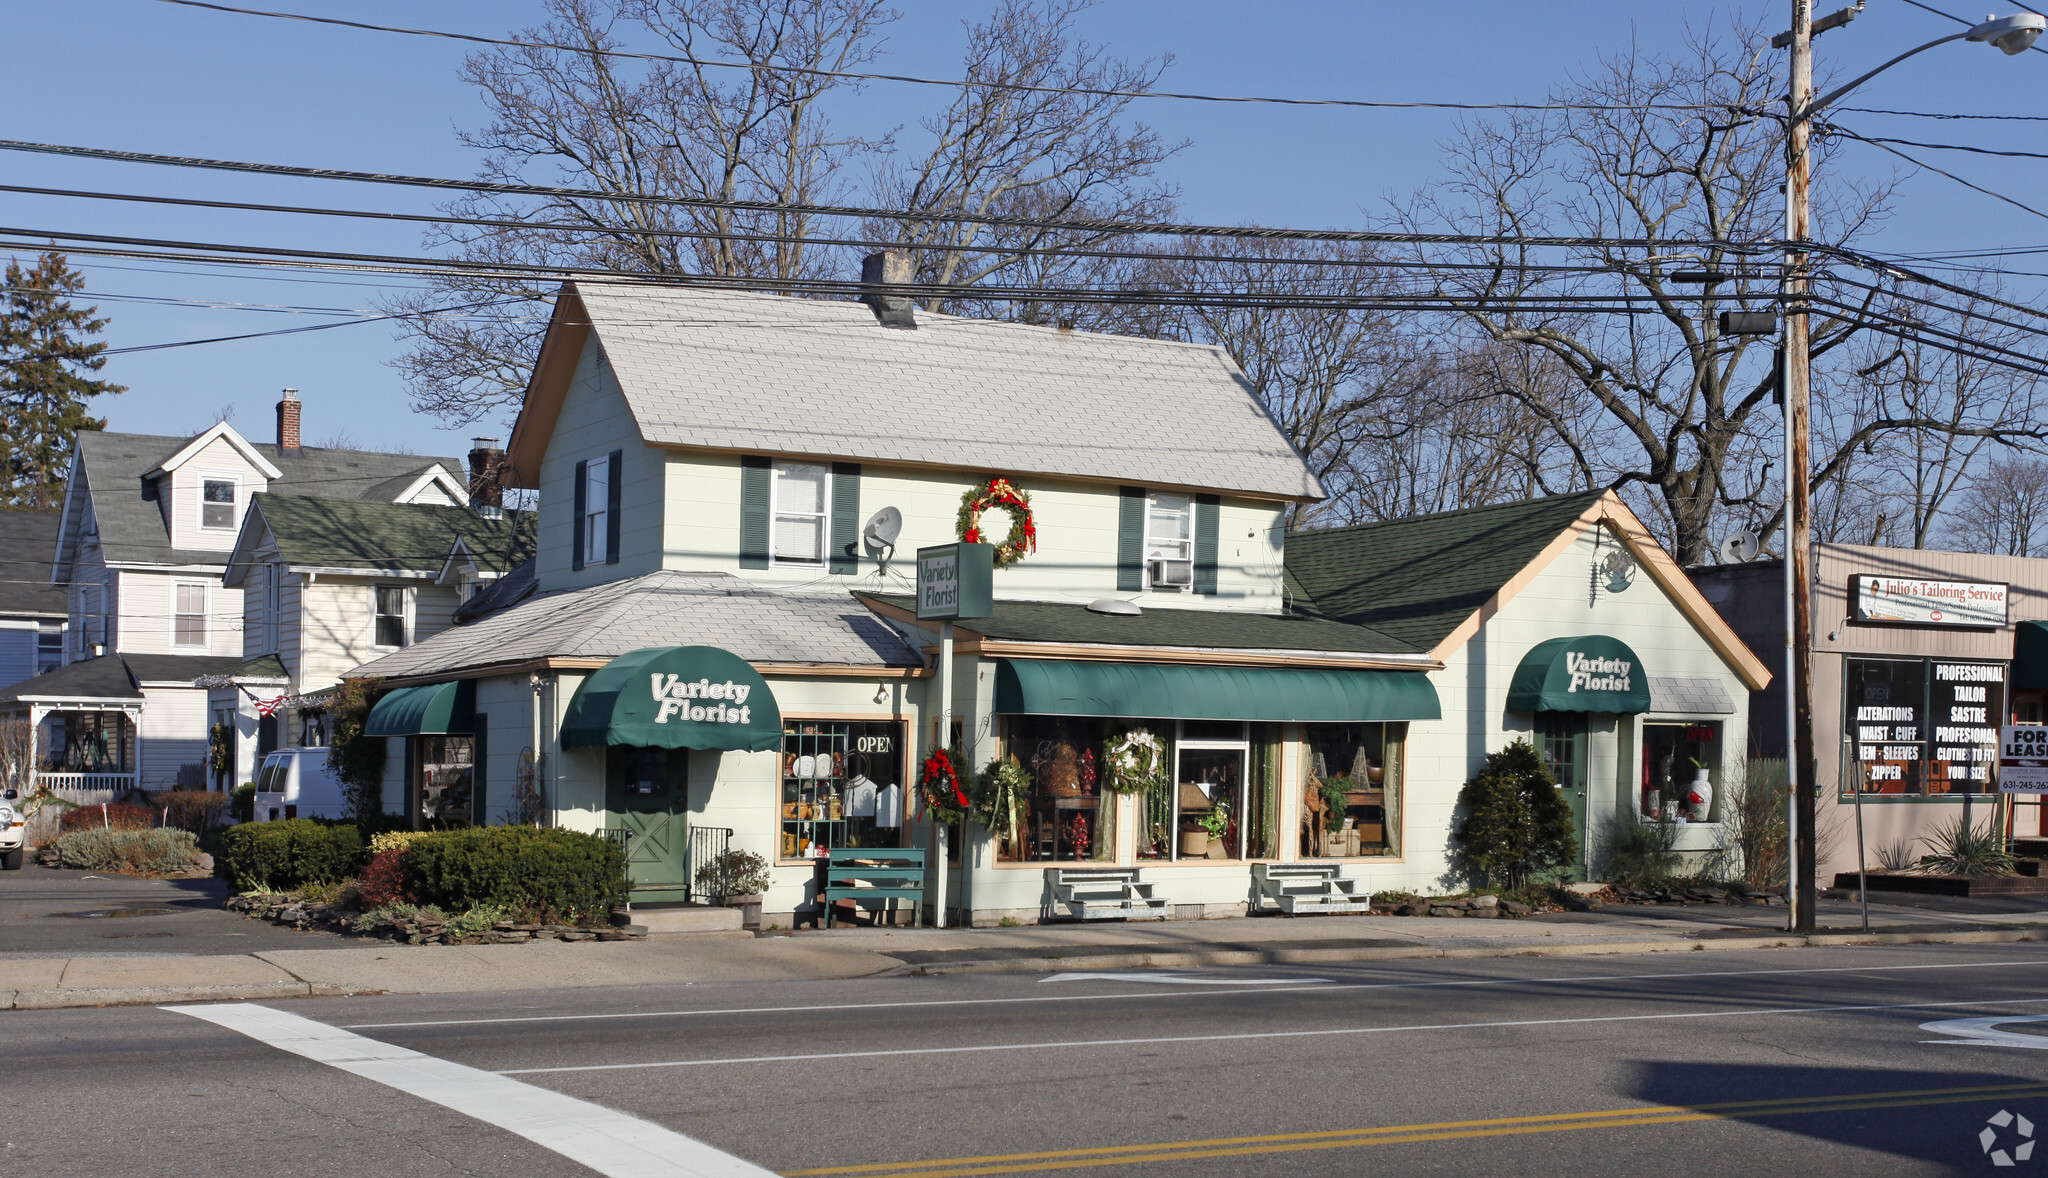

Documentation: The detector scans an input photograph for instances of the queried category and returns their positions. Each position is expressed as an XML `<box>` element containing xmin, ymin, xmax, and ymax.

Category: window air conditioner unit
<box><xmin>1149</xmin><ymin>558</ymin><xmax>1193</xmax><ymax>587</ymax></box>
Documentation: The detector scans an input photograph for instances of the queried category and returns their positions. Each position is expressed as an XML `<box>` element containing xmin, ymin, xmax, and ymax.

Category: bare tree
<box><xmin>1949</xmin><ymin>454</ymin><xmax>2048</xmax><ymax>556</ymax></box>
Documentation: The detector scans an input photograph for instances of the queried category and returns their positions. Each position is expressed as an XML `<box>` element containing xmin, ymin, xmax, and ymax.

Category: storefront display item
<box><xmin>1043</xmin><ymin>741</ymin><xmax>1084</xmax><ymax>797</ymax></box>
<box><xmin>1105</xmin><ymin>728</ymin><xmax>1169</xmax><ymax>794</ymax></box>
<box><xmin>781</xmin><ymin>720</ymin><xmax>906</xmax><ymax>861</ymax></box>
<box><xmin>1686</xmin><ymin>769</ymin><xmax>1713</xmax><ymax>822</ymax></box>
<box><xmin>971</xmin><ymin>756</ymin><xmax>1032</xmax><ymax>851</ymax></box>
<box><xmin>918</xmin><ymin>747</ymin><xmax>969</xmax><ymax>822</ymax></box>
<box><xmin>957</xmin><ymin>477</ymin><xmax>1037</xmax><ymax>567</ymax></box>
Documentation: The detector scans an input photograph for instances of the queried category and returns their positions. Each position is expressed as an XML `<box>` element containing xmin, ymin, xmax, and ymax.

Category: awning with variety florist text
<box><xmin>993</xmin><ymin>659</ymin><xmax>1440</xmax><ymax>722</ymax></box>
<box><xmin>560</xmin><ymin>646</ymin><xmax>782</xmax><ymax>751</ymax></box>
<box><xmin>363</xmin><ymin>680</ymin><xmax>476</xmax><ymax>736</ymax></box>
<box><xmin>1505</xmin><ymin>635</ymin><xmax>1652</xmax><ymax>714</ymax></box>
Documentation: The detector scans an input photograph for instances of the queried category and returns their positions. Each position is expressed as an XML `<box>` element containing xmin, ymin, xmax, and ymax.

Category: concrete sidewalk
<box><xmin>8</xmin><ymin>892</ymin><xmax>2048</xmax><ymax>1010</ymax></box>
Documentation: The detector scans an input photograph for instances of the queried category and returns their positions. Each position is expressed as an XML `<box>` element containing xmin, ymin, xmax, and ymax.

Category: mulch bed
<box><xmin>223</xmin><ymin>894</ymin><xmax>645</xmax><ymax>945</ymax></box>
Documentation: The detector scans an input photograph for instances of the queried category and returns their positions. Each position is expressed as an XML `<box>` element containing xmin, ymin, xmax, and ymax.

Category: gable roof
<box><xmin>0</xmin><ymin>511</ymin><xmax>67</xmax><ymax>617</ymax></box>
<box><xmin>349</xmin><ymin>572</ymin><xmax>922</xmax><ymax>684</ymax></box>
<box><xmin>507</xmin><ymin>282</ymin><xmax>1322</xmax><ymax>502</ymax></box>
<box><xmin>1286</xmin><ymin>490</ymin><xmax>1772</xmax><ymax>690</ymax></box>
<box><xmin>63</xmin><ymin>431</ymin><xmax>468</xmax><ymax>572</ymax></box>
<box><xmin>144</xmin><ymin>421</ymin><xmax>284</xmax><ymax>480</ymax></box>
<box><xmin>451</xmin><ymin>555</ymin><xmax>538</xmax><ymax>623</ymax></box>
<box><xmin>0</xmin><ymin>651</ymin><xmax>246</xmax><ymax>706</ymax></box>
<box><xmin>225</xmin><ymin>494</ymin><xmax>531</xmax><ymax>584</ymax></box>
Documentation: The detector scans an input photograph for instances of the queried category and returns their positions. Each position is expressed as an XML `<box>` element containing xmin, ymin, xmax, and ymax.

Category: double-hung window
<box><xmin>1144</xmin><ymin>494</ymin><xmax>1193</xmax><ymax>589</ymax></box>
<box><xmin>373</xmin><ymin>585</ymin><xmax>409</xmax><ymax>649</ymax></box>
<box><xmin>201</xmin><ymin>478</ymin><xmax>236</xmax><ymax>530</ymax></box>
<box><xmin>173</xmin><ymin>582</ymin><xmax>207</xmax><ymax>647</ymax></box>
<box><xmin>772</xmin><ymin>462</ymin><xmax>829</xmax><ymax>565</ymax></box>
<box><xmin>582</xmin><ymin>456</ymin><xmax>610</xmax><ymax>565</ymax></box>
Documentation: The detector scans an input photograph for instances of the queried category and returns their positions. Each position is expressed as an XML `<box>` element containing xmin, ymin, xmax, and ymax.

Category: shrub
<box><xmin>1918</xmin><ymin>815</ymin><xmax>2016</xmax><ymax>877</ymax></box>
<box><xmin>57</xmin><ymin>828</ymin><xmax>197</xmax><ymax>875</ymax></box>
<box><xmin>693</xmin><ymin>849</ymin><xmax>771</xmax><ymax>900</ymax></box>
<box><xmin>152</xmin><ymin>789</ymin><xmax>229</xmax><ymax>835</ymax></box>
<box><xmin>327</xmin><ymin>679</ymin><xmax>387</xmax><ymax>821</ymax></box>
<box><xmin>58</xmin><ymin>800</ymin><xmax>155</xmax><ymax>835</ymax></box>
<box><xmin>404</xmin><ymin>826</ymin><xmax>628</xmax><ymax>923</ymax></box>
<box><xmin>368</xmin><ymin>829</ymin><xmax>432</xmax><ymax>856</ymax></box>
<box><xmin>356</xmin><ymin>848</ymin><xmax>412</xmax><ymax>908</ymax></box>
<box><xmin>230</xmin><ymin>783</ymin><xmax>256</xmax><ymax>825</ymax></box>
<box><xmin>1452</xmin><ymin>740</ymin><xmax>1577</xmax><ymax>889</ymax></box>
<box><xmin>217</xmin><ymin>818</ymin><xmax>365</xmax><ymax>891</ymax></box>
<box><xmin>1600</xmin><ymin>812</ymin><xmax>1681</xmax><ymax>888</ymax></box>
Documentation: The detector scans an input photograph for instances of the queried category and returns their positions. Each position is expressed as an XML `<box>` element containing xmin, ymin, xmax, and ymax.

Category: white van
<box><xmin>253</xmin><ymin>749</ymin><xmax>348</xmax><ymax>822</ymax></box>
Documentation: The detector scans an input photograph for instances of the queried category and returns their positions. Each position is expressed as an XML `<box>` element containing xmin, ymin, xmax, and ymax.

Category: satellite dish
<box><xmin>1719</xmin><ymin>530</ymin><xmax>1761</xmax><ymax>564</ymax></box>
<box><xmin>861</xmin><ymin>506</ymin><xmax>902</xmax><ymax>549</ymax></box>
<box><xmin>1085</xmin><ymin>598</ymin><xmax>1142</xmax><ymax>617</ymax></box>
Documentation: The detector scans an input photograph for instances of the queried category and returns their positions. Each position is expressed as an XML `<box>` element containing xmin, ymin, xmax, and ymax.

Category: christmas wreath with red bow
<box><xmin>957</xmin><ymin>477</ymin><xmax>1037</xmax><ymax>568</ymax></box>
<box><xmin>917</xmin><ymin>748</ymin><xmax>970</xmax><ymax>822</ymax></box>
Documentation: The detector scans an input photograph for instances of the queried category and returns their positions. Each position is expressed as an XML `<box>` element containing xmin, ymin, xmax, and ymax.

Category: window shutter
<box><xmin>1117</xmin><ymin>486</ymin><xmax>1146</xmax><ymax>592</ymax></box>
<box><xmin>739</xmin><ymin>455</ymin><xmax>771</xmax><ymax>569</ymax></box>
<box><xmin>605</xmin><ymin>449</ymin><xmax>623</xmax><ymax>565</ymax></box>
<box><xmin>571</xmin><ymin>459</ymin><xmax>587</xmax><ymax>572</ymax></box>
<box><xmin>829</xmin><ymin>463</ymin><xmax>861</xmax><ymax>575</ymax></box>
<box><xmin>1193</xmin><ymin>494</ymin><xmax>1220</xmax><ymax>595</ymax></box>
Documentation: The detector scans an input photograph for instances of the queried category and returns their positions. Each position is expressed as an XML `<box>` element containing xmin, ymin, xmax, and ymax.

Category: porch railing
<box><xmin>34</xmin><ymin>772</ymin><xmax>138</xmax><ymax>802</ymax></box>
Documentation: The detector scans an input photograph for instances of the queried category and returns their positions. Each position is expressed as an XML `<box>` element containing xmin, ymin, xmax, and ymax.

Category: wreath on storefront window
<box><xmin>971</xmin><ymin>755</ymin><xmax>1032</xmax><ymax>850</ymax></box>
<box><xmin>1104</xmin><ymin>728</ymin><xmax>1169</xmax><ymax>795</ymax></box>
<box><xmin>957</xmin><ymin>477</ymin><xmax>1037</xmax><ymax>567</ymax></box>
<box><xmin>917</xmin><ymin>748</ymin><xmax>970</xmax><ymax>823</ymax></box>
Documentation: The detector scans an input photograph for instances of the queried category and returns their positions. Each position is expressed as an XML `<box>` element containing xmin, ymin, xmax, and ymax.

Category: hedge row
<box><xmin>217</xmin><ymin>818</ymin><xmax>364</xmax><ymax>891</ymax></box>
<box><xmin>404</xmin><ymin>828</ymin><xmax>627</xmax><ymax>923</ymax></box>
<box><xmin>58</xmin><ymin>829</ymin><xmax>197</xmax><ymax>875</ymax></box>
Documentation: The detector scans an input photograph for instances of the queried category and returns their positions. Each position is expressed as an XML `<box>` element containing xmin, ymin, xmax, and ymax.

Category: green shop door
<box><xmin>606</xmin><ymin>747</ymin><xmax>689</xmax><ymax>892</ymax></box>
<box><xmin>1537</xmin><ymin>713</ymin><xmax>1590</xmax><ymax>871</ymax></box>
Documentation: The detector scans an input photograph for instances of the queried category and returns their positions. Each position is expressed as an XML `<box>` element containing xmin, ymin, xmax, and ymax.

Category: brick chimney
<box><xmin>276</xmin><ymin>389</ymin><xmax>301</xmax><ymax>455</ymax></box>
<box><xmin>469</xmin><ymin>437</ymin><xmax>505</xmax><ymax>517</ymax></box>
<box><xmin>859</xmin><ymin>251</ymin><xmax>917</xmax><ymax>329</ymax></box>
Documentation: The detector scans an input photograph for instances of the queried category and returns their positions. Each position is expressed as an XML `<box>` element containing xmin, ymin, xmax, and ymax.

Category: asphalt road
<box><xmin>10</xmin><ymin>942</ymin><xmax>2048</xmax><ymax>1176</ymax></box>
<box><xmin>0</xmin><ymin>864</ymin><xmax>350</xmax><ymax>955</ymax></box>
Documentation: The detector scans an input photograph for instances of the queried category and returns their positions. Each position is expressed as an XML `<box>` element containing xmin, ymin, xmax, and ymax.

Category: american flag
<box><xmin>255</xmin><ymin>695</ymin><xmax>288</xmax><ymax>718</ymax></box>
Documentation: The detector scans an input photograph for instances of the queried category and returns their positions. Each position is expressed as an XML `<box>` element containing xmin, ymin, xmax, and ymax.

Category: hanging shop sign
<box><xmin>915</xmin><ymin>542</ymin><xmax>994</xmax><ymax>621</ymax></box>
<box><xmin>1852</xmin><ymin>575</ymin><xmax>2009</xmax><ymax>628</ymax></box>
<box><xmin>1505</xmin><ymin>635</ymin><xmax>1652</xmax><ymax>714</ymax></box>
<box><xmin>1846</xmin><ymin>657</ymin><xmax>2005</xmax><ymax>795</ymax></box>
<box><xmin>2001</xmin><ymin>725</ymin><xmax>2048</xmax><ymax>793</ymax></box>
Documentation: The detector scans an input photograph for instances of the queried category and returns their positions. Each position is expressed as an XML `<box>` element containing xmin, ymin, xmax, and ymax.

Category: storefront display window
<box><xmin>780</xmin><ymin>720</ymin><xmax>905</xmax><ymax>861</ymax></box>
<box><xmin>1640</xmin><ymin>723</ymin><xmax>1718</xmax><ymax>821</ymax></box>
<box><xmin>415</xmin><ymin>735</ymin><xmax>474</xmax><ymax>827</ymax></box>
<box><xmin>999</xmin><ymin>716</ymin><xmax>1119</xmax><ymax>863</ymax></box>
<box><xmin>1302</xmin><ymin>722</ymin><xmax>1403</xmax><ymax>858</ymax></box>
<box><xmin>1844</xmin><ymin>657</ymin><xmax>2005</xmax><ymax>796</ymax></box>
<box><xmin>1136</xmin><ymin>721</ymin><xmax>1282</xmax><ymax>861</ymax></box>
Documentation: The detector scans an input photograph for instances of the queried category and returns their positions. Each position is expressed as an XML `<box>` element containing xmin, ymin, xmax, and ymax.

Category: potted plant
<box><xmin>695</xmin><ymin>849</ymin><xmax>771</xmax><ymax>930</ymax></box>
<box><xmin>1201</xmin><ymin>802</ymin><xmax>1231</xmax><ymax>858</ymax></box>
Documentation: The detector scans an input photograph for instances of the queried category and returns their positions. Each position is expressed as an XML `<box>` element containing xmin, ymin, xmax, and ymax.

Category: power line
<box><xmin>146</xmin><ymin>0</ymin><xmax>1751</xmax><ymax>115</ymax></box>
<box><xmin>1826</xmin><ymin>125</ymin><xmax>2048</xmax><ymax>224</ymax></box>
<box><xmin>1895</xmin><ymin>0</ymin><xmax>2048</xmax><ymax>58</ymax></box>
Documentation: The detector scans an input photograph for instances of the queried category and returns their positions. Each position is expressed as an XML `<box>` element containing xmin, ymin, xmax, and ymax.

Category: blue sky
<box><xmin>5</xmin><ymin>0</ymin><xmax>2043</xmax><ymax>460</ymax></box>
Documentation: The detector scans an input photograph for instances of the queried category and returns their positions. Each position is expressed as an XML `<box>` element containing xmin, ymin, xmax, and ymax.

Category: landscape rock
<box><xmin>1469</xmin><ymin>894</ymin><xmax>1500</xmax><ymax>910</ymax></box>
<box><xmin>1428</xmin><ymin>906</ymin><xmax>1466</xmax><ymax>918</ymax></box>
<box><xmin>1394</xmin><ymin>900</ymin><xmax>1430</xmax><ymax>917</ymax></box>
<box><xmin>1500</xmin><ymin>899</ymin><xmax>1532</xmax><ymax>916</ymax></box>
<box><xmin>1560</xmin><ymin>894</ymin><xmax>1599</xmax><ymax>912</ymax></box>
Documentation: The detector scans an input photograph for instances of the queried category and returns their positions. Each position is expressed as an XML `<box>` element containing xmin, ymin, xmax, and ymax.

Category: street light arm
<box><xmin>1805</xmin><ymin>32</ymin><xmax>1969</xmax><ymax>118</ymax></box>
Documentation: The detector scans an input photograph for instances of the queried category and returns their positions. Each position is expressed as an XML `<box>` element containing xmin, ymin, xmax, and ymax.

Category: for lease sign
<box><xmin>1853</xmin><ymin>575</ymin><xmax>2008</xmax><ymax>628</ymax></box>
<box><xmin>2002</xmin><ymin>725</ymin><xmax>2048</xmax><ymax>793</ymax></box>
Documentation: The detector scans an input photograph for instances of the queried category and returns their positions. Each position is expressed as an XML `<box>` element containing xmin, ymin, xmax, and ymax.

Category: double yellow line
<box><xmin>785</xmin><ymin>1081</ymin><xmax>2048</xmax><ymax>1177</ymax></box>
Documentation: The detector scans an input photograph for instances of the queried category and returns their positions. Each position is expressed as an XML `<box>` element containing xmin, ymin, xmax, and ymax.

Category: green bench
<box><xmin>817</xmin><ymin>847</ymin><xmax>927</xmax><ymax>928</ymax></box>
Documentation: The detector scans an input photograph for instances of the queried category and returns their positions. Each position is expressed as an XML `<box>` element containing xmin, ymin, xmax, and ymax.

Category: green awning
<box><xmin>2017</xmin><ymin>621</ymin><xmax>2048</xmax><ymax>691</ymax></box>
<box><xmin>364</xmin><ymin>680</ymin><xmax>475</xmax><ymax>736</ymax></box>
<box><xmin>994</xmin><ymin>659</ymin><xmax>1440</xmax><ymax>722</ymax></box>
<box><xmin>561</xmin><ymin>646</ymin><xmax>782</xmax><ymax>751</ymax></box>
<box><xmin>1505</xmin><ymin>635</ymin><xmax>1651</xmax><ymax>714</ymax></box>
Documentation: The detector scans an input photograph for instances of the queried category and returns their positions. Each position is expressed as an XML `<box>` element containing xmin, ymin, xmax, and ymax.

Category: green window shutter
<box><xmin>739</xmin><ymin>455</ymin><xmax>771</xmax><ymax>569</ymax></box>
<box><xmin>1117</xmin><ymin>486</ymin><xmax>1146</xmax><ymax>592</ymax></box>
<box><xmin>829</xmin><ymin>462</ymin><xmax>861</xmax><ymax>575</ymax></box>
<box><xmin>605</xmin><ymin>449</ymin><xmax>623</xmax><ymax>565</ymax></box>
<box><xmin>571</xmin><ymin>459</ymin><xmax>587</xmax><ymax>572</ymax></box>
<box><xmin>1193</xmin><ymin>494</ymin><xmax>1220</xmax><ymax>595</ymax></box>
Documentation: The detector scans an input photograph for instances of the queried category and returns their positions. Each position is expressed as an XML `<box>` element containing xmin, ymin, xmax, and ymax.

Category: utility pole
<box><xmin>1784</xmin><ymin>0</ymin><xmax>1819</xmax><ymax>933</ymax></box>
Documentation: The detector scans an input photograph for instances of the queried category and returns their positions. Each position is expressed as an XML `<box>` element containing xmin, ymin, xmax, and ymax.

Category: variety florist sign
<box><xmin>1564</xmin><ymin>650</ymin><xmax>1633</xmax><ymax>695</ymax></box>
<box><xmin>1854</xmin><ymin>575</ymin><xmax>2009</xmax><ymax>628</ymax></box>
<box><xmin>651</xmin><ymin>673</ymin><xmax>756</xmax><ymax>727</ymax></box>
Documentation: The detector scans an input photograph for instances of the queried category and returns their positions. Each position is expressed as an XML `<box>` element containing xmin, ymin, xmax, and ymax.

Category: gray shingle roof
<box><xmin>570</xmin><ymin>282</ymin><xmax>1322</xmax><ymax>500</ymax></box>
<box><xmin>0</xmin><ymin>652</ymin><xmax>246</xmax><ymax>705</ymax></box>
<box><xmin>1648</xmin><ymin>676</ymin><xmax>1736</xmax><ymax>715</ymax></box>
<box><xmin>69</xmin><ymin>431</ymin><xmax>466</xmax><ymax>569</ymax></box>
<box><xmin>348</xmin><ymin>571</ymin><xmax>921</xmax><ymax>682</ymax></box>
<box><xmin>243</xmin><ymin>494</ymin><xmax>531</xmax><ymax>577</ymax></box>
<box><xmin>0</xmin><ymin>511</ymin><xmax>67</xmax><ymax>617</ymax></box>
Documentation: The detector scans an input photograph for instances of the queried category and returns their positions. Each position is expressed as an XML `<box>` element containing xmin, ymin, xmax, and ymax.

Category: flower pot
<box><xmin>724</xmin><ymin>893</ymin><xmax>764</xmax><ymax>931</ymax></box>
<box><xmin>1180</xmin><ymin>831</ymin><xmax>1209</xmax><ymax>856</ymax></box>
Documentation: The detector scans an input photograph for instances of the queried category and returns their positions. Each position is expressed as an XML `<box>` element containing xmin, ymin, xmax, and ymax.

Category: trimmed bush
<box><xmin>58</xmin><ymin>800</ymin><xmax>155</xmax><ymax>835</ymax></box>
<box><xmin>355</xmin><ymin>848</ymin><xmax>412</xmax><ymax>908</ymax></box>
<box><xmin>230</xmin><ymin>783</ymin><xmax>256</xmax><ymax>825</ymax></box>
<box><xmin>404</xmin><ymin>827</ymin><xmax>628</xmax><ymax>923</ymax></box>
<box><xmin>57</xmin><ymin>828</ymin><xmax>197</xmax><ymax>875</ymax></box>
<box><xmin>368</xmin><ymin>829</ymin><xmax>432</xmax><ymax>856</ymax></box>
<box><xmin>1453</xmin><ymin>739</ymin><xmax>1578</xmax><ymax>889</ymax></box>
<box><xmin>217</xmin><ymin>818</ymin><xmax>365</xmax><ymax>891</ymax></box>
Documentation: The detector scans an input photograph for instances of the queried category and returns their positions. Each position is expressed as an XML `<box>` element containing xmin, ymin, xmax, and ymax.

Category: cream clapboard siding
<box><xmin>536</xmin><ymin>341</ymin><xmax>664</xmax><ymax>591</ymax></box>
<box><xmin>115</xmin><ymin>570</ymin><xmax>241</xmax><ymax>657</ymax></box>
<box><xmin>295</xmin><ymin>577</ymin><xmax>463</xmax><ymax>692</ymax></box>
<box><xmin>163</xmin><ymin>435</ymin><xmax>269</xmax><ymax>553</ymax></box>
<box><xmin>138</xmin><ymin>685</ymin><xmax>207</xmax><ymax>790</ymax></box>
<box><xmin>279</xmin><ymin>574</ymin><xmax>303</xmax><ymax>683</ymax></box>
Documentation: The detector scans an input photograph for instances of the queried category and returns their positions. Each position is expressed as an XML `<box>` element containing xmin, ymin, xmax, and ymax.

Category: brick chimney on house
<box><xmin>276</xmin><ymin>389</ymin><xmax>302</xmax><ymax>455</ymax></box>
<box><xmin>469</xmin><ymin>437</ymin><xmax>505</xmax><ymax>517</ymax></box>
<box><xmin>859</xmin><ymin>251</ymin><xmax>917</xmax><ymax>329</ymax></box>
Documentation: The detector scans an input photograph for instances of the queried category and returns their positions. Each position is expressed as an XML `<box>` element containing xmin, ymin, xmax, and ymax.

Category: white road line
<box><xmin>1040</xmin><ymin>972</ymin><xmax>1334</xmax><ymax>986</ymax></box>
<box><xmin>500</xmin><ymin>993</ymin><xmax>2048</xmax><ymax>1075</ymax></box>
<box><xmin>344</xmin><ymin>955</ymin><xmax>2048</xmax><ymax>1030</ymax></box>
<box><xmin>1922</xmin><ymin>1014</ymin><xmax>2048</xmax><ymax>1049</ymax></box>
<box><xmin>166</xmin><ymin>1003</ymin><xmax>774</xmax><ymax>1178</ymax></box>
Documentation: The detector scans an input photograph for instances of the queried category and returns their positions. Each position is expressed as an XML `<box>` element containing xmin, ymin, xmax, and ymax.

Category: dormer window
<box><xmin>201</xmin><ymin>478</ymin><xmax>236</xmax><ymax>529</ymax></box>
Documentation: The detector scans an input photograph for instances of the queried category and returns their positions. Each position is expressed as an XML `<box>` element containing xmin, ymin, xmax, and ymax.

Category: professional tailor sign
<box><xmin>1852</xmin><ymin>575</ymin><xmax>2008</xmax><ymax>628</ymax></box>
<box><xmin>915</xmin><ymin>541</ymin><xmax>994</xmax><ymax>620</ymax></box>
<box><xmin>2002</xmin><ymin>725</ymin><xmax>2048</xmax><ymax>793</ymax></box>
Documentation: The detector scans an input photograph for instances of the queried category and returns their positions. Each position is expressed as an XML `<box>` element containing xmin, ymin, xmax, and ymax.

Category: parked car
<box><xmin>252</xmin><ymin>749</ymin><xmax>347</xmax><ymax>822</ymax></box>
<box><xmin>0</xmin><ymin>788</ymin><xmax>21</xmax><ymax>869</ymax></box>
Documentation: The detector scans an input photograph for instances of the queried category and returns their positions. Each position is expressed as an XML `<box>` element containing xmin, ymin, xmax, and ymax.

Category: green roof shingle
<box><xmin>864</xmin><ymin>594</ymin><xmax>1420</xmax><ymax>655</ymax></box>
<box><xmin>1284</xmin><ymin>492</ymin><xmax>1605</xmax><ymax>652</ymax></box>
<box><xmin>251</xmin><ymin>494</ymin><xmax>532</xmax><ymax>575</ymax></box>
